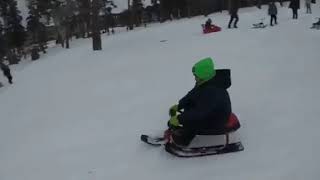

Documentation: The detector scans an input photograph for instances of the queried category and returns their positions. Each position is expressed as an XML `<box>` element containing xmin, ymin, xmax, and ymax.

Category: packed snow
<box><xmin>1</xmin><ymin>2</ymin><xmax>320</xmax><ymax>180</ymax></box>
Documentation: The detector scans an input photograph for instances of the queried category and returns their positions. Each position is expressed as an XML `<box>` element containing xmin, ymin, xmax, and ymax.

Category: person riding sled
<box><xmin>167</xmin><ymin>57</ymin><xmax>238</xmax><ymax>147</ymax></box>
<box><xmin>202</xmin><ymin>18</ymin><xmax>221</xmax><ymax>33</ymax></box>
<box><xmin>205</xmin><ymin>18</ymin><xmax>213</xmax><ymax>30</ymax></box>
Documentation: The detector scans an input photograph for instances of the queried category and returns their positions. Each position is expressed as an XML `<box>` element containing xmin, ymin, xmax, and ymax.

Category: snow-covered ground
<box><xmin>1</xmin><ymin>2</ymin><xmax>320</xmax><ymax>180</ymax></box>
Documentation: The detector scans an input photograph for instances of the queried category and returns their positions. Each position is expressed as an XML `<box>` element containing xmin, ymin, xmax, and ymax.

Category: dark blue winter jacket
<box><xmin>177</xmin><ymin>74</ymin><xmax>232</xmax><ymax>132</ymax></box>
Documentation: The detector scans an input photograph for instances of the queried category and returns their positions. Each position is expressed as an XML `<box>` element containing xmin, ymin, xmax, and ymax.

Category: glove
<box><xmin>168</xmin><ymin>115</ymin><xmax>182</xmax><ymax>128</ymax></box>
<box><xmin>169</xmin><ymin>104</ymin><xmax>178</xmax><ymax>117</ymax></box>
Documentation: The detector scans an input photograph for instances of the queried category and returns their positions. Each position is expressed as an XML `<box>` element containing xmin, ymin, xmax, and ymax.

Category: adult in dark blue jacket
<box><xmin>228</xmin><ymin>0</ymin><xmax>240</xmax><ymax>28</ymax></box>
<box><xmin>168</xmin><ymin>57</ymin><xmax>232</xmax><ymax>146</ymax></box>
<box><xmin>268</xmin><ymin>2</ymin><xmax>278</xmax><ymax>26</ymax></box>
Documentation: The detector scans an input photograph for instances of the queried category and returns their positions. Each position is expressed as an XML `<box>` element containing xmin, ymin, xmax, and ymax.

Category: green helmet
<box><xmin>192</xmin><ymin>57</ymin><xmax>216</xmax><ymax>83</ymax></box>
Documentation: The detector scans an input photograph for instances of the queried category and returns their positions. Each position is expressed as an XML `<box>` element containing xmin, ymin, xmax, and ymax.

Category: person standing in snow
<box><xmin>167</xmin><ymin>57</ymin><xmax>233</xmax><ymax>146</ymax></box>
<box><xmin>0</xmin><ymin>58</ymin><xmax>13</xmax><ymax>84</ymax></box>
<box><xmin>289</xmin><ymin>0</ymin><xmax>300</xmax><ymax>19</ymax></box>
<box><xmin>268</xmin><ymin>1</ymin><xmax>278</xmax><ymax>26</ymax></box>
<box><xmin>305</xmin><ymin>0</ymin><xmax>312</xmax><ymax>14</ymax></box>
<box><xmin>228</xmin><ymin>0</ymin><xmax>240</xmax><ymax>28</ymax></box>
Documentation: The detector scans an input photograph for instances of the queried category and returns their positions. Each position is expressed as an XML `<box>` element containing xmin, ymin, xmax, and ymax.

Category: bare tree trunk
<box><xmin>85</xmin><ymin>16</ymin><xmax>91</xmax><ymax>37</ymax></box>
<box><xmin>92</xmin><ymin>0</ymin><xmax>102</xmax><ymax>51</ymax></box>
<box><xmin>66</xmin><ymin>27</ymin><xmax>70</xmax><ymax>49</ymax></box>
<box><xmin>128</xmin><ymin>0</ymin><xmax>134</xmax><ymax>30</ymax></box>
<box><xmin>79</xmin><ymin>18</ymin><xmax>86</xmax><ymax>38</ymax></box>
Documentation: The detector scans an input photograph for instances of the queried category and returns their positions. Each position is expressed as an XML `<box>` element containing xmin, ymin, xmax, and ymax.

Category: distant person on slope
<box><xmin>305</xmin><ymin>0</ymin><xmax>312</xmax><ymax>14</ymax></box>
<box><xmin>268</xmin><ymin>1</ymin><xmax>278</xmax><ymax>26</ymax></box>
<box><xmin>167</xmin><ymin>57</ymin><xmax>234</xmax><ymax>146</ymax></box>
<box><xmin>289</xmin><ymin>0</ymin><xmax>300</xmax><ymax>19</ymax></box>
<box><xmin>228</xmin><ymin>0</ymin><xmax>240</xmax><ymax>28</ymax></box>
<box><xmin>1</xmin><ymin>57</ymin><xmax>13</xmax><ymax>84</ymax></box>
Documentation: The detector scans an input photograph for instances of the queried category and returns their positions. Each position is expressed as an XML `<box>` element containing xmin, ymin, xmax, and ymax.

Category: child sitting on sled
<box><xmin>167</xmin><ymin>57</ymin><xmax>240</xmax><ymax>146</ymax></box>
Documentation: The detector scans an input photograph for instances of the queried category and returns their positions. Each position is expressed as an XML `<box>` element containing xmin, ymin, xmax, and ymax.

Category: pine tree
<box><xmin>27</xmin><ymin>0</ymin><xmax>59</xmax><ymax>24</ymax></box>
<box><xmin>0</xmin><ymin>1</ymin><xmax>9</xmax><ymax>25</ymax></box>
<box><xmin>101</xmin><ymin>0</ymin><xmax>116</xmax><ymax>34</ymax></box>
<box><xmin>160</xmin><ymin>0</ymin><xmax>174</xmax><ymax>21</ymax></box>
<box><xmin>36</xmin><ymin>0</ymin><xmax>57</xmax><ymax>23</ymax></box>
<box><xmin>1</xmin><ymin>0</ymin><xmax>26</xmax><ymax>50</ymax></box>
<box><xmin>101</xmin><ymin>0</ymin><xmax>116</xmax><ymax>15</ymax></box>
<box><xmin>131</xmin><ymin>0</ymin><xmax>144</xmax><ymax>26</ymax></box>
<box><xmin>92</xmin><ymin>0</ymin><xmax>104</xmax><ymax>50</ymax></box>
<box><xmin>26</xmin><ymin>3</ymin><xmax>47</xmax><ymax>46</ymax></box>
<box><xmin>78</xmin><ymin>0</ymin><xmax>91</xmax><ymax>38</ymax></box>
<box><xmin>132</xmin><ymin>0</ymin><xmax>143</xmax><ymax>9</ymax></box>
<box><xmin>91</xmin><ymin>0</ymin><xmax>117</xmax><ymax>50</ymax></box>
<box><xmin>0</xmin><ymin>22</ymin><xmax>8</xmax><ymax>58</ymax></box>
<box><xmin>175</xmin><ymin>0</ymin><xmax>187</xmax><ymax>18</ymax></box>
<box><xmin>150</xmin><ymin>0</ymin><xmax>160</xmax><ymax>21</ymax></box>
<box><xmin>127</xmin><ymin>0</ymin><xmax>134</xmax><ymax>30</ymax></box>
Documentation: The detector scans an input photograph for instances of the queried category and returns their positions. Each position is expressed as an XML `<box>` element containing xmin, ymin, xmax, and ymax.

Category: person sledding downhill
<box><xmin>202</xmin><ymin>18</ymin><xmax>221</xmax><ymax>34</ymax></box>
<box><xmin>141</xmin><ymin>57</ymin><xmax>244</xmax><ymax>157</ymax></box>
<box><xmin>204</xmin><ymin>18</ymin><xmax>213</xmax><ymax>30</ymax></box>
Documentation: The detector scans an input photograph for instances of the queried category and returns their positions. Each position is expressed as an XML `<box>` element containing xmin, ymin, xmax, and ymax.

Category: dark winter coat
<box><xmin>268</xmin><ymin>3</ymin><xmax>278</xmax><ymax>15</ymax></box>
<box><xmin>205</xmin><ymin>19</ymin><xmax>212</xmax><ymax>29</ymax></box>
<box><xmin>229</xmin><ymin>0</ymin><xmax>240</xmax><ymax>15</ymax></box>
<box><xmin>177</xmin><ymin>76</ymin><xmax>232</xmax><ymax>132</ymax></box>
<box><xmin>289</xmin><ymin>0</ymin><xmax>300</xmax><ymax>9</ymax></box>
<box><xmin>0</xmin><ymin>63</ymin><xmax>11</xmax><ymax>76</ymax></box>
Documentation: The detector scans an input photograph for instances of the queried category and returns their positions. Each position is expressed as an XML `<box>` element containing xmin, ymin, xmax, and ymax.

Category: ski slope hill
<box><xmin>1</xmin><ymin>3</ymin><xmax>320</xmax><ymax>180</ymax></box>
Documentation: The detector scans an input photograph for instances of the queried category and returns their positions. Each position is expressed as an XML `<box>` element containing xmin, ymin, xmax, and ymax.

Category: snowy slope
<box><xmin>1</xmin><ymin>2</ymin><xmax>320</xmax><ymax>180</ymax></box>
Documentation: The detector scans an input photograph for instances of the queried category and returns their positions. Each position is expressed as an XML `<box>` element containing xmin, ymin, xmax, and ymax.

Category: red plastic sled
<box><xmin>226</xmin><ymin>113</ymin><xmax>241</xmax><ymax>131</ymax></box>
<box><xmin>202</xmin><ymin>24</ymin><xmax>221</xmax><ymax>34</ymax></box>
